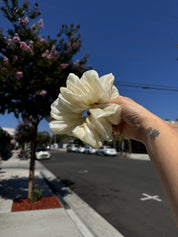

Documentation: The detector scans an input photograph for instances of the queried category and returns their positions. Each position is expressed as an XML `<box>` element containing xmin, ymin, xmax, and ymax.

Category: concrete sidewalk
<box><xmin>0</xmin><ymin>151</ymin><xmax>124</xmax><ymax>237</ymax></box>
<box><xmin>126</xmin><ymin>153</ymin><xmax>150</xmax><ymax>161</ymax></box>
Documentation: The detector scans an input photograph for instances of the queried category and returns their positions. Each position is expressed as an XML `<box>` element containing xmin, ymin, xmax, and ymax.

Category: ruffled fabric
<box><xmin>49</xmin><ymin>70</ymin><xmax>121</xmax><ymax>148</ymax></box>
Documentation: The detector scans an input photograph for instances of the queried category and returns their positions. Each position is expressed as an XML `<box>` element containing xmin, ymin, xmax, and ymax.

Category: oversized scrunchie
<box><xmin>49</xmin><ymin>70</ymin><xmax>121</xmax><ymax>148</ymax></box>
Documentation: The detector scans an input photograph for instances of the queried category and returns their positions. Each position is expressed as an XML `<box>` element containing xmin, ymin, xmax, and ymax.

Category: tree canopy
<box><xmin>37</xmin><ymin>131</ymin><xmax>50</xmax><ymax>145</ymax></box>
<box><xmin>0</xmin><ymin>0</ymin><xmax>91</xmax><ymax>125</ymax></box>
<box><xmin>0</xmin><ymin>0</ymin><xmax>91</xmax><ymax>200</ymax></box>
<box><xmin>14</xmin><ymin>122</ymin><xmax>32</xmax><ymax>145</ymax></box>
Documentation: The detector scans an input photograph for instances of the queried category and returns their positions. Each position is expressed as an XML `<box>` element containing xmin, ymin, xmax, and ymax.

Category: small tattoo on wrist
<box><xmin>146</xmin><ymin>127</ymin><xmax>160</xmax><ymax>141</ymax></box>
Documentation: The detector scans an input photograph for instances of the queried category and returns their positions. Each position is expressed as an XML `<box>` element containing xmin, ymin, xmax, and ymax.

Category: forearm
<box><xmin>108</xmin><ymin>96</ymin><xmax>178</xmax><ymax>224</ymax></box>
<box><xmin>142</xmin><ymin>115</ymin><xmax>178</xmax><ymax>225</ymax></box>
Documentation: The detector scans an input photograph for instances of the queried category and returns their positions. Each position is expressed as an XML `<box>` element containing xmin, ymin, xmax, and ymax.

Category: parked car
<box><xmin>96</xmin><ymin>146</ymin><xmax>117</xmax><ymax>156</ymax></box>
<box><xmin>83</xmin><ymin>145</ymin><xmax>90</xmax><ymax>154</ymax></box>
<box><xmin>78</xmin><ymin>146</ymin><xmax>85</xmax><ymax>153</ymax></box>
<box><xmin>83</xmin><ymin>145</ymin><xmax>96</xmax><ymax>154</ymax></box>
<box><xmin>35</xmin><ymin>146</ymin><xmax>51</xmax><ymax>160</ymax></box>
<box><xmin>88</xmin><ymin>146</ymin><xmax>97</xmax><ymax>154</ymax></box>
<box><xmin>95</xmin><ymin>146</ymin><xmax>105</xmax><ymax>156</ymax></box>
<box><xmin>67</xmin><ymin>144</ymin><xmax>72</xmax><ymax>152</ymax></box>
<box><xmin>67</xmin><ymin>144</ymin><xmax>79</xmax><ymax>152</ymax></box>
<box><xmin>104</xmin><ymin>146</ymin><xmax>117</xmax><ymax>156</ymax></box>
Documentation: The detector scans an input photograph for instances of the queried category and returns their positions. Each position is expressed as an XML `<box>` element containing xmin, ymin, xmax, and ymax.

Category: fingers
<box><xmin>107</xmin><ymin>97</ymin><xmax>124</xmax><ymax>132</ymax></box>
<box><xmin>107</xmin><ymin>96</ymin><xmax>122</xmax><ymax>105</ymax></box>
<box><xmin>108</xmin><ymin>95</ymin><xmax>134</xmax><ymax>105</ymax></box>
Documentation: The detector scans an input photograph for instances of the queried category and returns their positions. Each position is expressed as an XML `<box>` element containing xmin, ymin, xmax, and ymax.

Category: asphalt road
<box><xmin>41</xmin><ymin>150</ymin><xmax>177</xmax><ymax>237</ymax></box>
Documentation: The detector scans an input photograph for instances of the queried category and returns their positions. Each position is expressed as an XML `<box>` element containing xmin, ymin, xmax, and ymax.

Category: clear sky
<box><xmin>0</xmin><ymin>0</ymin><xmax>178</xmax><ymax>134</ymax></box>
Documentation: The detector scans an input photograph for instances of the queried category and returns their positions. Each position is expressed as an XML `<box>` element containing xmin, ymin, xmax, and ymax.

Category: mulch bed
<box><xmin>12</xmin><ymin>195</ymin><xmax>62</xmax><ymax>212</ymax></box>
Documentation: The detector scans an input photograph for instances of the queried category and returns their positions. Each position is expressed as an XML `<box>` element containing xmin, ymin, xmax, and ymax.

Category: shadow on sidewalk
<box><xmin>0</xmin><ymin>176</ymin><xmax>28</xmax><ymax>200</ymax></box>
<box><xmin>0</xmin><ymin>176</ymin><xmax>54</xmax><ymax>200</ymax></box>
<box><xmin>41</xmin><ymin>175</ymin><xmax>72</xmax><ymax>198</ymax></box>
<box><xmin>0</xmin><ymin>175</ymin><xmax>72</xmax><ymax>201</ymax></box>
<box><xmin>0</xmin><ymin>152</ymin><xmax>12</xmax><ymax>161</ymax></box>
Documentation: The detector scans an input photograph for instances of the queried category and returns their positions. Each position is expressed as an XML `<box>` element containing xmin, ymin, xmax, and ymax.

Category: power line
<box><xmin>116</xmin><ymin>81</ymin><xmax>178</xmax><ymax>92</ymax></box>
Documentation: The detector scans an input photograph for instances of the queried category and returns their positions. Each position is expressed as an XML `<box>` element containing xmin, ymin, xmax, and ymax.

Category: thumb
<box><xmin>107</xmin><ymin>96</ymin><xmax>123</xmax><ymax>105</ymax></box>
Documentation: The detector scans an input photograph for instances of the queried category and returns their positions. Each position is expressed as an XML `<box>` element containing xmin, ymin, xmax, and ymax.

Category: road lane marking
<box><xmin>140</xmin><ymin>193</ymin><xmax>162</xmax><ymax>202</ymax></box>
<box><xmin>78</xmin><ymin>170</ymin><xmax>88</xmax><ymax>174</ymax></box>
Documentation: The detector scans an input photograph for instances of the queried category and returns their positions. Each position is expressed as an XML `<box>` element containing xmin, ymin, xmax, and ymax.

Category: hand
<box><xmin>107</xmin><ymin>96</ymin><xmax>155</xmax><ymax>143</ymax></box>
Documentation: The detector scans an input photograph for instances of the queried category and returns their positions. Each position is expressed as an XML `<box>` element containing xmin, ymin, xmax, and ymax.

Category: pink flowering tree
<box><xmin>0</xmin><ymin>0</ymin><xmax>91</xmax><ymax>201</ymax></box>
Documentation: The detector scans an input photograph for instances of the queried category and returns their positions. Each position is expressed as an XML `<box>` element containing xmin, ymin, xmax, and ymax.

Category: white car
<box><xmin>83</xmin><ymin>145</ymin><xmax>96</xmax><ymax>154</ymax></box>
<box><xmin>35</xmin><ymin>146</ymin><xmax>51</xmax><ymax>160</ymax></box>
<box><xmin>104</xmin><ymin>147</ymin><xmax>117</xmax><ymax>156</ymax></box>
<box><xmin>67</xmin><ymin>144</ymin><xmax>79</xmax><ymax>152</ymax></box>
<box><xmin>96</xmin><ymin>146</ymin><xmax>117</xmax><ymax>156</ymax></box>
<box><xmin>78</xmin><ymin>146</ymin><xmax>85</xmax><ymax>153</ymax></box>
<box><xmin>88</xmin><ymin>146</ymin><xmax>97</xmax><ymax>154</ymax></box>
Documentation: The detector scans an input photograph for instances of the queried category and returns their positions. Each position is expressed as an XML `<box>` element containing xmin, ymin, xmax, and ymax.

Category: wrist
<box><xmin>139</xmin><ymin>113</ymin><xmax>161</xmax><ymax>146</ymax></box>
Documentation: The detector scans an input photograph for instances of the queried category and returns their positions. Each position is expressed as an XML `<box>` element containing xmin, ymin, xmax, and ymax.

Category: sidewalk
<box><xmin>0</xmin><ymin>151</ymin><xmax>124</xmax><ymax>237</ymax></box>
<box><xmin>126</xmin><ymin>153</ymin><xmax>150</xmax><ymax>161</ymax></box>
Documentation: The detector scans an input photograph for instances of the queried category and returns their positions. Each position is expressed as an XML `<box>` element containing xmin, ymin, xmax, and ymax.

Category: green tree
<box><xmin>0</xmin><ymin>126</ymin><xmax>12</xmax><ymax>158</ymax></box>
<box><xmin>51</xmin><ymin>134</ymin><xmax>68</xmax><ymax>144</ymax></box>
<box><xmin>0</xmin><ymin>0</ymin><xmax>91</xmax><ymax>200</ymax></box>
<box><xmin>14</xmin><ymin>122</ymin><xmax>32</xmax><ymax>148</ymax></box>
<box><xmin>37</xmin><ymin>131</ymin><xmax>50</xmax><ymax>146</ymax></box>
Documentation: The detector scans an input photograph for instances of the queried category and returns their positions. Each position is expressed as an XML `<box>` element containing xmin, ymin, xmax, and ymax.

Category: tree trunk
<box><xmin>28</xmin><ymin>122</ymin><xmax>37</xmax><ymax>201</ymax></box>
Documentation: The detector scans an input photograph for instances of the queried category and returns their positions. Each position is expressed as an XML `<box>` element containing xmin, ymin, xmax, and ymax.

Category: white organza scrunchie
<box><xmin>49</xmin><ymin>70</ymin><xmax>121</xmax><ymax>148</ymax></box>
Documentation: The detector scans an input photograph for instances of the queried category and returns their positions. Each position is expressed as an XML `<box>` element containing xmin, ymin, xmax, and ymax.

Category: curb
<box><xmin>37</xmin><ymin>161</ymin><xmax>125</xmax><ymax>237</ymax></box>
<box><xmin>126</xmin><ymin>153</ymin><xmax>150</xmax><ymax>160</ymax></box>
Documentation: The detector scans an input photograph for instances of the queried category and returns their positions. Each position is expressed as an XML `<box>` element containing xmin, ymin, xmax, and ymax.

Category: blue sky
<box><xmin>0</xmin><ymin>0</ymin><xmax>178</xmax><ymax>134</ymax></box>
